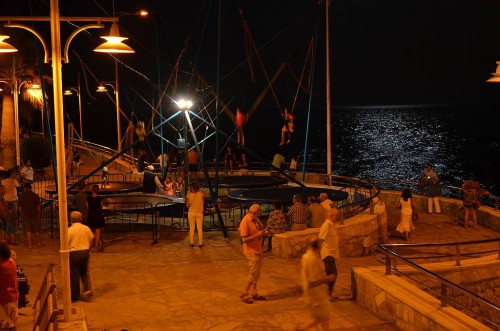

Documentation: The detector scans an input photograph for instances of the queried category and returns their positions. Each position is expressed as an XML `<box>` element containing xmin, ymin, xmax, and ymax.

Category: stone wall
<box><xmin>272</xmin><ymin>200</ymin><xmax>388</xmax><ymax>258</ymax></box>
<box><xmin>379</xmin><ymin>191</ymin><xmax>500</xmax><ymax>231</ymax></box>
<box><xmin>352</xmin><ymin>267</ymin><xmax>492</xmax><ymax>331</ymax></box>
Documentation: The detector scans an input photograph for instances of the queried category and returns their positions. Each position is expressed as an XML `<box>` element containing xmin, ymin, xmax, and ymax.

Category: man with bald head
<box><xmin>319</xmin><ymin>192</ymin><xmax>334</xmax><ymax>212</ymax></box>
<box><xmin>318</xmin><ymin>207</ymin><xmax>340</xmax><ymax>301</ymax></box>
<box><xmin>68</xmin><ymin>211</ymin><xmax>94</xmax><ymax>302</ymax></box>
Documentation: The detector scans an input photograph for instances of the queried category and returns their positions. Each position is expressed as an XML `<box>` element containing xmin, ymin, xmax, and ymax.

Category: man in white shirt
<box><xmin>68</xmin><ymin>211</ymin><xmax>94</xmax><ymax>302</ymax></box>
<box><xmin>319</xmin><ymin>192</ymin><xmax>334</xmax><ymax>212</ymax></box>
<box><xmin>20</xmin><ymin>160</ymin><xmax>34</xmax><ymax>183</ymax></box>
<box><xmin>318</xmin><ymin>207</ymin><xmax>340</xmax><ymax>301</ymax></box>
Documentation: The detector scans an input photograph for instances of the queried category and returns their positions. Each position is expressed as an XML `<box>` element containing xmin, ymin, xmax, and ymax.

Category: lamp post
<box><xmin>64</xmin><ymin>74</ymin><xmax>83</xmax><ymax>142</ymax></box>
<box><xmin>96</xmin><ymin>82</ymin><xmax>121</xmax><ymax>152</ymax></box>
<box><xmin>176</xmin><ymin>98</ymin><xmax>193</xmax><ymax>195</ymax></box>
<box><xmin>0</xmin><ymin>2</ymin><xmax>134</xmax><ymax>320</ymax></box>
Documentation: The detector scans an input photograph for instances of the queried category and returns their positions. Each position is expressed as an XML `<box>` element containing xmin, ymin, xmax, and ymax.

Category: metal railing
<box><xmin>378</xmin><ymin>239</ymin><xmax>500</xmax><ymax>330</ymax></box>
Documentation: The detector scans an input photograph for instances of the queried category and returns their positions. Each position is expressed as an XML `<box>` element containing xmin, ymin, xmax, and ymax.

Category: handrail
<box><xmin>378</xmin><ymin>239</ymin><xmax>500</xmax><ymax>329</ymax></box>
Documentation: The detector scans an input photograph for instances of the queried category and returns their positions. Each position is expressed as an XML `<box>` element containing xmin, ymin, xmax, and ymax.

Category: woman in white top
<box><xmin>186</xmin><ymin>182</ymin><xmax>204</xmax><ymax>248</ymax></box>
<box><xmin>395</xmin><ymin>189</ymin><xmax>415</xmax><ymax>241</ymax></box>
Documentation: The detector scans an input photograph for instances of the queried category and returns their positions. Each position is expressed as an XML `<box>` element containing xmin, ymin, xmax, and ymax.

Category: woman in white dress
<box><xmin>395</xmin><ymin>189</ymin><xmax>415</xmax><ymax>241</ymax></box>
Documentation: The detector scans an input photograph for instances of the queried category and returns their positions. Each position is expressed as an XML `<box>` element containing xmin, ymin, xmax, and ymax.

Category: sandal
<box><xmin>241</xmin><ymin>297</ymin><xmax>254</xmax><ymax>304</ymax></box>
<box><xmin>252</xmin><ymin>294</ymin><xmax>266</xmax><ymax>300</ymax></box>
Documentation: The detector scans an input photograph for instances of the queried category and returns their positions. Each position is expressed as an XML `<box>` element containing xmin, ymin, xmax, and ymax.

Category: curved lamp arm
<box><xmin>5</xmin><ymin>23</ymin><xmax>50</xmax><ymax>63</ymax></box>
<box><xmin>5</xmin><ymin>22</ymin><xmax>104</xmax><ymax>63</ymax></box>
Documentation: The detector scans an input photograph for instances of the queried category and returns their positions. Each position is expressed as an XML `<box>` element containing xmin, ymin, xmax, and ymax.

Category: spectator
<box><xmin>87</xmin><ymin>185</ymin><xmax>105</xmax><ymax>252</ymax></box>
<box><xmin>18</xmin><ymin>182</ymin><xmax>42</xmax><ymax>248</ymax></box>
<box><xmin>224</xmin><ymin>146</ymin><xmax>238</xmax><ymax>173</ymax></box>
<box><xmin>461</xmin><ymin>179</ymin><xmax>490</xmax><ymax>229</ymax></box>
<box><xmin>1</xmin><ymin>171</ymin><xmax>19</xmax><ymax>216</ymax></box>
<box><xmin>395</xmin><ymin>189</ymin><xmax>415</xmax><ymax>241</ymax></box>
<box><xmin>0</xmin><ymin>242</ymin><xmax>19</xmax><ymax>329</ymax></box>
<box><xmin>286</xmin><ymin>194</ymin><xmax>308</xmax><ymax>231</ymax></box>
<box><xmin>271</xmin><ymin>150</ymin><xmax>285</xmax><ymax>171</ymax></box>
<box><xmin>318</xmin><ymin>193</ymin><xmax>333</xmax><ymax>212</ymax></box>
<box><xmin>422</xmin><ymin>165</ymin><xmax>441</xmax><ymax>214</ymax></box>
<box><xmin>68</xmin><ymin>211</ymin><xmax>93</xmax><ymax>302</ymax></box>
<box><xmin>239</xmin><ymin>204</ymin><xmax>269</xmax><ymax>304</ymax></box>
<box><xmin>263</xmin><ymin>201</ymin><xmax>287</xmax><ymax>252</ymax></box>
<box><xmin>72</xmin><ymin>182</ymin><xmax>88</xmax><ymax>223</ymax></box>
<box><xmin>72</xmin><ymin>148</ymin><xmax>82</xmax><ymax>177</ymax></box>
<box><xmin>101</xmin><ymin>162</ymin><xmax>109</xmax><ymax>188</ymax></box>
<box><xmin>20</xmin><ymin>160</ymin><xmax>34</xmax><ymax>184</ymax></box>
<box><xmin>163</xmin><ymin>176</ymin><xmax>177</xmax><ymax>196</ymax></box>
<box><xmin>319</xmin><ymin>208</ymin><xmax>340</xmax><ymax>301</ymax></box>
<box><xmin>186</xmin><ymin>182</ymin><xmax>204</xmax><ymax>248</ymax></box>
<box><xmin>297</xmin><ymin>237</ymin><xmax>335</xmax><ymax>331</ymax></box>
<box><xmin>142</xmin><ymin>165</ymin><xmax>163</xmax><ymax>194</ymax></box>
<box><xmin>306</xmin><ymin>196</ymin><xmax>325</xmax><ymax>228</ymax></box>
<box><xmin>187</xmin><ymin>149</ymin><xmax>200</xmax><ymax>173</ymax></box>
<box><xmin>3</xmin><ymin>203</ymin><xmax>17</xmax><ymax>246</ymax></box>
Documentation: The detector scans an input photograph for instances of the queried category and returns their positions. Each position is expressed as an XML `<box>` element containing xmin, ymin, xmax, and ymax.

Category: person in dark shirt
<box><xmin>19</xmin><ymin>183</ymin><xmax>42</xmax><ymax>248</ymax></box>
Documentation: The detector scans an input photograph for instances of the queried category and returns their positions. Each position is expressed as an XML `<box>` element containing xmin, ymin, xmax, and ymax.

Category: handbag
<box><xmin>412</xmin><ymin>212</ymin><xmax>418</xmax><ymax>221</ymax></box>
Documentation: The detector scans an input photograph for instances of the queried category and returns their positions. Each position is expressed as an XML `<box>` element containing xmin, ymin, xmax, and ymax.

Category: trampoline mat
<box><xmin>45</xmin><ymin>181</ymin><xmax>142</xmax><ymax>195</ymax></box>
<box><xmin>228</xmin><ymin>187</ymin><xmax>349</xmax><ymax>204</ymax></box>
<box><xmin>102</xmin><ymin>194</ymin><xmax>184</xmax><ymax>211</ymax></box>
<box><xmin>203</xmin><ymin>175</ymin><xmax>288</xmax><ymax>188</ymax></box>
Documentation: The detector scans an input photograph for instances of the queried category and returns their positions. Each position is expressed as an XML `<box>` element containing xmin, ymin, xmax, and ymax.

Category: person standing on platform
<box><xmin>157</xmin><ymin>153</ymin><xmax>169</xmax><ymax>175</ymax></box>
<box><xmin>87</xmin><ymin>185</ymin><xmax>105</xmax><ymax>252</ymax></box>
<box><xmin>18</xmin><ymin>183</ymin><xmax>42</xmax><ymax>248</ymax></box>
<box><xmin>142</xmin><ymin>165</ymin><xmax>163</xmax><ymax>194</ymax></box>
<box><xmin>396</xmin><ymin>189</ymin><xmax>415</xmax><ymax>241</ymax></box>
<box><xmin>68</xmin><ymin>211</ymin><xmax>94</xmax><ymax>302</ymax></box>
<box><xmin>318</xmin><ymin>208</ymin><xmax>340</xmax><ymax>301</ymax></box>
<box><xmin>297</xmin><ymin>238</ymin><xmax>336</xmax><ymax>331</ymax></box>
<box><xmin>137</xmin><ymin>150</ymin><xmax>147</xmax><ymax>173</ymax></box>
<box><xmin>186</xmin><ymin>181</ymin><xmax>204</xmax><ymax>248</ymax></box>
<box><xmin>271</xmin><ymin>150</ymin><xmax>285</xmax><ymax>173</ymax></box>
<box><xmin>239</xmin><ymin>204</ymin><xmax>269</xmax><ymax>304</ymax></box>
<box><xmin>72</xmin><ymin>182</ymin><xmax>88</xmax><ymax>223</ymax></box>
<box><xmin>224</xmin><ymin>146</ymin><xmax>238</xmax><ymax>173</ymax></box>
<box><xmin>461</xmin><ymin>179</ymin><xmax>490</xmax><ymax>229</ymax></box>
<box><xmin>72</xmin><ymin>148</ymin><xmax>82</xmax><ymax>177</ymax></box>
<box><xmin>306</xmin><ymin>196</ymin><xmax>325</xmax><ymax>228</ymax></box>
<box><xmin>101</xmin><ymin>162</ymin><xmax>109</xmax><ymax>188</ymax></box>
<box><xmin>0</xmin><ymin>242</ymin><xmax>19</xmax><ymax>329</ymax></box>
<box><xmin>187</xmin><ymin>149</ymin><xmax>200</xmax><ymax>173</ymax></box>
<box><xmin>20</xmin><ymin>160</ymin><xmax>34</xmax><ymax>184</ymax></box>
<box><xmin>422</xmin><ymin>165</ymin><xmax>441</xmax><ymax>214</ymax></box>
<box><xmin>286</xmin><ymin>194</ymin><xmax>308</xmax><ymax>231</ymax></box>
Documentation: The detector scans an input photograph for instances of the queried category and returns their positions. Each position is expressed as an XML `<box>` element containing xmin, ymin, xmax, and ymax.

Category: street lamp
<box><xmin>0</xmin><ymin>2</ymin><xmax>135</xmax><ymax>321</ymax></box>
<box><xmin>175</xmin><ymin>98</ymin><xmax>193</xmax><ymax>195</ymax></box>
<box><xmin>96</xmin><ymin>82</ymin><xmax>122</xmax><ymax>152</ymax></box>
<box><xmin>63</xmin><ymin>75</ymin><xmax>82</xmax><ymax>141</ymax></box>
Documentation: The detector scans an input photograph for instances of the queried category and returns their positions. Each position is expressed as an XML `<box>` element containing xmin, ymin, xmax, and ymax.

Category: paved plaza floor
<box><xmin>13</xmin><ymin>154</ymin><xmax>499</xmax><ymax>330</ymax></box>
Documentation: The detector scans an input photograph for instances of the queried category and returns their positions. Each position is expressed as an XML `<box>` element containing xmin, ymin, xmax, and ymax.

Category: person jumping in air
<box><xmin>235</xmin><ymin>108</ymin><xmax>247</xmax><ymax>146</ymax></box>
<box><xmin>280</xmin><ymin>108</ymin><xmax>294</xmax><ymax>145</ymax></box>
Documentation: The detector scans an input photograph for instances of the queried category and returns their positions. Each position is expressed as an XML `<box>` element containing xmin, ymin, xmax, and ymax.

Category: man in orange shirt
<box><xmin>239</xmin><ymin>204</ymin><xmax>269</xmax><ymax>304</ymax></box>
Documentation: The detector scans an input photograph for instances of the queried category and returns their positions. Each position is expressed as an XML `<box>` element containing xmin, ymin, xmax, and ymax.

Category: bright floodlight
<box><xmin>177</xmin><ymin>99</ymin><xmax>193</xmax><ymax>110</ymax></box>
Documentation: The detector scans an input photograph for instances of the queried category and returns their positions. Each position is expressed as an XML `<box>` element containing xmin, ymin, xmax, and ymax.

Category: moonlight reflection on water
<box><xmin>308</xmin><ymin>106</ymin><xmax>499</xmax><ymax>194</ymax></box>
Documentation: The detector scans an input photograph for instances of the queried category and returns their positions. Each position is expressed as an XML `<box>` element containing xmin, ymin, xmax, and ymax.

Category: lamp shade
<box><xmin>0</xmin><ymin>35</ymin><xmax>18</xmax><ymax>53</ymax></box>
<box><xmin>94</xmin><ymin>23</ymin><xmax>135</xmax><ymax>53</ymax></box>
<box><xmin>486</xmin><ymin>61</ymin><xmax>500</xmax><ymax>83</ymax></box>
<box><xmin>96</xmin><ymin>85</ymin><xmax>108</xmax><ymax>92</ymax></box>
<box><xmin>63</xmin><ymin>89</ymin><xmax>73</xmax><ymax>95</ymax></box>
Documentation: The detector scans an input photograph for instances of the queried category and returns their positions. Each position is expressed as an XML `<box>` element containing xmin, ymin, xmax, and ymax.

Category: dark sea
<box><xmin>304</xmin><ymin>105</ymin><xmax>500</xmax><ymax>195</ymax></box>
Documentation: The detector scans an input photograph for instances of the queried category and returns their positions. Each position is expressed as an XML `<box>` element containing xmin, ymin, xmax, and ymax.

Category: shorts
<box><xmin>245</xmin><ymin>253</ymin><xmax>262</xmax><ymax>284</ymax></box>
<box><xmin>23</xmin><ymin>217</ymin><xmax>41</xmax><ymax>232</ymax></box>
<box><xmin>5</xmin><ymin>223</ymin><xmax>16</xmax><ymax>234</ymax></box>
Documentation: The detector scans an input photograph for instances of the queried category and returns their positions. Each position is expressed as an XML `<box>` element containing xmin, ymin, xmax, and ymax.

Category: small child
<box><xmin>101</xmin><ymin>162</ymin><xmax>109</xmax><ymax>188</ymax></box>
<box><xmin>5</xmin><ymin>202</ymin><xmax>17</xmax><ymax>245</ymax></box>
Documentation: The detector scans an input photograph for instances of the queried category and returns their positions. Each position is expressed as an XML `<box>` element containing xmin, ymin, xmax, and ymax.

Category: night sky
<box><xmin>1</xmin><ymin>0</ymin><xmax>500</xmax><ymax>150</ymax></box>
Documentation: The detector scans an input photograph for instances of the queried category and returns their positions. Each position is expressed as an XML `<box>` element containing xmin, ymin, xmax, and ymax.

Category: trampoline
<box><xmin>45</xmin><ymin>181</ymin><xmax>143</xmax><ymax>196</ymax></box>
<box><xmin>203</xmin><ymin>175</ymin><xmax>288</xmax><ymax>188</ymax></box>
<box><xmin>102</xmin><ymin>194</ymin><xmax>184</xmax><ymax>210</ymax></box>
<box><xmin>228</xmin><ymin>187</ymin><xmax>349</xmax><ymax>204</ymax></box>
